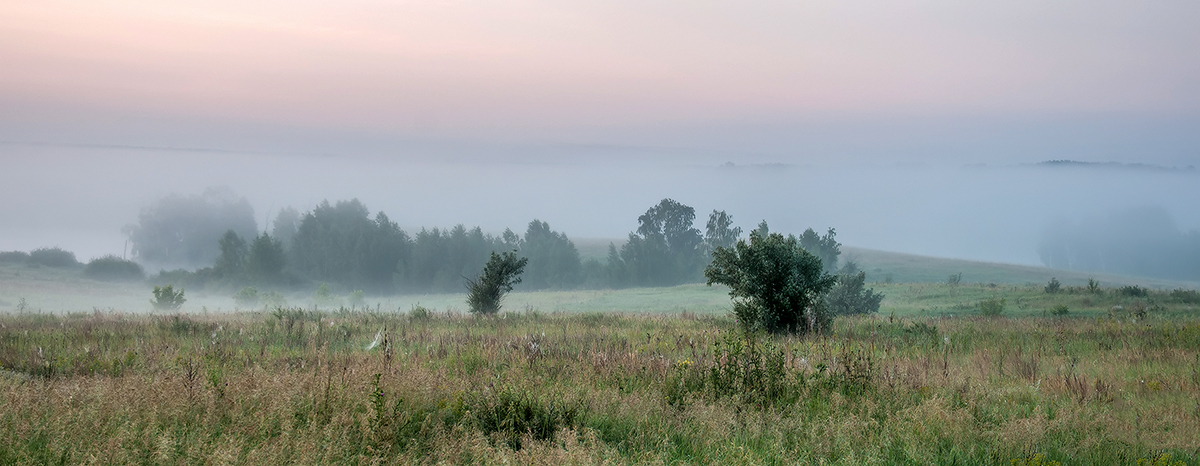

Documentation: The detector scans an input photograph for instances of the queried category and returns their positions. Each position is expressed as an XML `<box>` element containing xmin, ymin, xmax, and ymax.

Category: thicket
<box><xmin>82</xmin><ymin>255</ymin><xmax>144</xmax><ymax>281</ymax></box>
<box><xmin>27</xmin><ymin>248</ymin><xmax>79</xmax><ymax>268</ymax></box>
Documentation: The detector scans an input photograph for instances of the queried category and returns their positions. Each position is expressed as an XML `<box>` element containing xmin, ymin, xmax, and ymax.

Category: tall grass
<box><xmin>1</xmin><ymin>309</ymin><xmax>1198</xmax><ymax>464</ymax></box>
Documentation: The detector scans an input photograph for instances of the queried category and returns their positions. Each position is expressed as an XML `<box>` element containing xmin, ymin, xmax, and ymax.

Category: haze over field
<box><xmin>2</xmin><ymin>1</ymin><xmax>1198</xmax><ymax>271</ymax></box>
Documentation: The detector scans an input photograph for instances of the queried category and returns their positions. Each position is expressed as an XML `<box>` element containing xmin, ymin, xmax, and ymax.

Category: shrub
<box><xmin>0</xmin><ymin>251</ymin><xmax>29</xmax><ymax>264</ymax></box>
<box><xmin>825</xmin><ymin>271</ymin><xmax>885</xmax><ymax>316</ymax></box>
<box><xmin>1119</xmin><ymin>285</ymin><xmax>1149</xmax><ymax>297</ymax></box>
<box><xmin>705</xmin><ymin>230</ymin><xmax>837</xmax><ymax>334</ymax></box>
<box><xmin>233</xmin><ymin>287</ymin><xmax>259</xmax><ymax>307</ymax></box>
<box><xmin>151</xmin><ymin>285</ymin><xmax>186</xmax><ymax>311</ymax></box>
<box><xmin>466</xmin><ymin>251</ymin><xmax>528</xmax><ymax>315</ymax></box>
<box><xmin>82</xmin><ymin>256</ymin><xmax>144</xmax><ymax>281</ymax></box>
<box><xmin>1045</xmin><ymin>277</ymin><xmax>1062</xmax><ymax>294</ymax></box>
<box><xmin>27</xmin><ymin>247</ymin><xmax>79</xmax><ymax>267</ymax></box>
<box><xmin>978</xmin><ymin>297</ymin><xmax>1005</xmax><ymax>316</ymax></box>
<box><xmin>1169</xmin><ymin>288</ymin><xmax>1200</xmax><ymax>304</ymax></box>
<box><xmin>1051</xmin><ymin>304</ymin><xmax>1070</xmax><ymax>316</ymax></box>
<box><xmin>1087</xmin><ymin>278</ymin><xmax>1101</xmax><ymax>294</ymax></box>
<box><xmin>946</xmin><ymin>272</ymin><xmax>962</xmax><ymax>286</ymax></box>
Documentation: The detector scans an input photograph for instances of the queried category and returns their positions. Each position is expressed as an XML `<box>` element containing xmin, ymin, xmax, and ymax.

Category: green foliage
<box><xmin>466</xmin><ymin>251</ymin><xmax>528</xmax><ymax>315</ymax></box>
<box><xmin>517</xmin><ymin>220</ymin><xmax>582</xmax><ymax>290</ymax></box>
<box><xmin>617</xmin><ymin>198</ymin><xmax>705</xmax><ymax>287</ymax></box>
<box><xmin>705</xmin><ymin>230</ymin><xmax>837</xmax><ymax>334</ymax></box>
<box><xmin>291</xmin><ymin>199</ymin><xmax>410</xmax><ymax>293</ymax></box>
<box><xmin>1087</xmin><ymin>278</ymin><xmax>1101</xmax><ymax>294</ymax></box>
<box><xmin>214</xmin><ymin>230</ymin><xmax>248</xmax><ymax>277</ymax></box>
<box><xmin>1170</xmin><ymin>288</ymin><xmax>1200</xmax><ymax>304</ymax></box>
<box><xmin>82</xmin><ymin>255</ymin><xmax>144</xmax><ymax>281</ymax></box>
<box><xmin>1044</xmin><ymin>277</ymin><xmax>1062</xmax><ymax>294</ymax></box>
<box><xmin>0</xmin><ymin>251</ymin><xmax>29</xmax><ymax>264</ymax></box>
<box><xmin>1051</xmin><ymin>303</ymin><xmax>1070</xmax><ymax>316</ymax></box>
<box><xmin>474</xmin><ymin>387</ymin><xmax>580</xmax><ymax>450</ymax></box>
<box><xmin>825</xmin><ymin>271</ymin><xmax>885</xmax><ymax>316</ymax></box>
<box><xmin>1120</xmin><ymin>285</ymin><xmax>1149</xmax><ymax>297</ymax></box>
<box><xmin>313</xmin><ymin>283</ymin><xmax>340</xmax><ymax>308</ymax></box>
<box><xmin>246</xmin><ymin>232</ymin><xmax>286</xmax><ymax>284</ymax></box>
<box><xmin>798</xmin><ymin>227</ymin><xmax>841</xmax><ymax>272</ymax></box>
<box><xmin>978</xmin><ymin>297</ymin><xmax>1006</xmax><ymax>316</ymax></box>
<box><xmin>704</xmin><ymin>210</ymin><xmax>742</xmax><ymax>254</ymax></box>
<box><xmin>947</xmin><ymin>272</ymin><xmax>962</xmax><ymax>286</ymax></box>
<box><xmin>150</xmin><ymin>285</ymin><xmax>186</xmax><ymax>311</ymax></box>
<box><xmin>27</xmin><ymin>248</ymin><xmax>79</xmax><ymax>268</ymax></box>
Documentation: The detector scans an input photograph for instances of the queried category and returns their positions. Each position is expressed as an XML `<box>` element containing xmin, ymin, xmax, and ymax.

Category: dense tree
<box><xmin>705</xmin><ymin>230</ymin><xmax>837</xmax><ymax>334</ymax></box>
<box><xmin>289</xmin><ymin>199</ymin><xmax>409</xmax><ymax>293</ymax></box>
<box><xmin>1038</xmin><ymin>207</ymin><xmax>1200</xmax><ymax>280</ymax></box>
<box><xmin>214</xmin><ymin>230</ymin><xmax>248</xmax><ymax>278</ymax></box>
<box><xmin>246</xmin><ymin>233</ymin><xmax>286</xmax><ymax>284</ymax></box>
<box><xmin>619</xmin><ymin>199</ymin><xmax>704</xmax><ymax>286</ymax></box>
<box><xmin>124</xmin><ymin>188</ymin><xmax>257</xmax><ymax>269</ymax></box>
<box><xmin>518</xmin><ymin>220</ymin><xmax>582</xmax><ymax>290</ymax></box>
<box><xmin>466</xmin><ymin>251</ymin><xmax>528</xmax><ymax>315</ymax></box>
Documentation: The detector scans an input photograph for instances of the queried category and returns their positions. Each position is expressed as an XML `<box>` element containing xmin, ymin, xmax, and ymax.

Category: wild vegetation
<box><xmin>1</xmin><ymin>305</ymin><xmax>1198</xmax><ymax>464</ymax></box>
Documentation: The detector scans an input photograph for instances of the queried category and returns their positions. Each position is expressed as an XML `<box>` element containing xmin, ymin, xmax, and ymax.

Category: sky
<box><xmin>2</xmin><ymin>1</ymin><xmax>1199</xmax><ymax>266</ymax></box>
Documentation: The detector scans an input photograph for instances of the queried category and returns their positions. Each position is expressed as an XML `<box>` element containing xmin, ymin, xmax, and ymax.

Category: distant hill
<box><xmin>844</xmin><ymin>247</ymin><xmax>1199</xmax><ymax>290</ymax></box>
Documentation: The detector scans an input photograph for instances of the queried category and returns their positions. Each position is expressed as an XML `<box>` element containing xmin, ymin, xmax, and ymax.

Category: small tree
<box><xmin>1045</xmin><ymin>277</ymin><xmax>1062</xmax><ymax>294</ymax></box>
<box><xmin>704</xmin><ymin>230</ymin><xmax>837</xmax><ymax>334</ymax></box>
<box><xmin>151</xmin><ymin>285</ymin><xmax>186</xmax><ymax>311</ymax></box>
<box><xmin>466</xmin><ymin>251</ymin><xmax>528</xmax><ymax>315</ymax></box>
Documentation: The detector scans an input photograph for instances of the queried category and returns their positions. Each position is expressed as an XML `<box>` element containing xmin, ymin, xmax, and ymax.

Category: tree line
<box><xmin>125</xmin><ymin>191</ymin><xmax>874</xmax><ymax>307</ymax></box>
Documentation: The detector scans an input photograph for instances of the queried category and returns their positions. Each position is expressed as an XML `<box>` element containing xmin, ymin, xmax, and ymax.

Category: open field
<box><xmin>2</xmin><ymin>308</ymin><xmax>1200</xmax><ymax>464</ymax></box>
<box><xmin>3</xmin><ymin>253</ymin><xmax>1200</xmax><ymax>464</ymax></box>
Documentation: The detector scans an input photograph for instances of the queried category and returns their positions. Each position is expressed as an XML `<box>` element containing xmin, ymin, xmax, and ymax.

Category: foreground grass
<box><xmin>1</xmin><ymin>309</ymin><xmax>1199</xmax><ymax>465</ymax></box>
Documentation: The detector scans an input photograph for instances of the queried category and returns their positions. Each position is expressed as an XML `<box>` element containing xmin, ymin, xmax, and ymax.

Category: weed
<box><xmin>978</xmin><ymin>297</ymin><xmax>1006</xmax><ymax>316</ymax></box>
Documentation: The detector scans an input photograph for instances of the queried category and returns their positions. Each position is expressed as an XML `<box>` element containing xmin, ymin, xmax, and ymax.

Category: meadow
<box><xmin>1</xmin><ymin>255</ymin><xmax>1199</xmax><ymax>464</ymax></box>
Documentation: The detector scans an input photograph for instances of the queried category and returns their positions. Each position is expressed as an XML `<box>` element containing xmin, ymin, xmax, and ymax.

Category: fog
<box><xmin>3</xmin><ymin>142</ymin><xmax>1197</xmax><ymax>270</ymax></box>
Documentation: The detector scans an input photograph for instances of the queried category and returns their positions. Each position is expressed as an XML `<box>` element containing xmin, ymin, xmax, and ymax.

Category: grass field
<box><xmin>2</xmin><ymin>252</ymin><xmax>1199</xmax><ymax>464</ymax></box>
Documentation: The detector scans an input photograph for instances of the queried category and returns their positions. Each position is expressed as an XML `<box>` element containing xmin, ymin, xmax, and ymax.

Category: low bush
<box><xmin>82</xmin><ymin>256</ymin><xmax>144</xmax><ymax>281</ymax></box>
<box><xmin>1044</xmin><ymin>277</ymin><xmax>1061</xmax><ymax>294</ymax></box>
<box><xmin>0</xmin><ymin>251</ymin><xmax>29</xmax><ymax>264</ymax></box>
<box><xmin>978</xmin><ymin>297</ymin><xmax>1006</xmax><ymax>316</ymax></box>
<box><xmin>27</xmin><ymin>248</ymin><xmax>78</xmax><ymax>267</ymax></box>
<box><xmin>1119</xmin><ymin>285</ymin><xmax>1149</xmax><ymax>297</ymax></box>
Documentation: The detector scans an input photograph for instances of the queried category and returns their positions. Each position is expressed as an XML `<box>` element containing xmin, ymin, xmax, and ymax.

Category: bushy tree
<box><xmin>618</xmin><ymin>199</ymin><xmax>704</xmax><ymax>286</ymax></box>
<box><xmin>466</xmin><ymin>251</ymin><xmax>528</xmax><ymax>315</ymax></box>
<box><xmin>705</xmin><ymin>230</ymin><xmax>838</xmax><ymax>334</ymax></box>
<box><xmin>151</xmin><ymin>285</ymin><xmax>186</xmax><ymax>311</ymax></box>
<box><xmin>824</xmin><ymin>271</ymin><xmax>884</xmax><ymax>316</ymax></box>
<box><xmin>271</xmin><ymin>206</ymin><xmax>301</xmax><ymax>249</ymax></box>
<box><xmin>124</xmin><ymin>188</ymin><xmax>257</xmax><ymax>269</ymax></box>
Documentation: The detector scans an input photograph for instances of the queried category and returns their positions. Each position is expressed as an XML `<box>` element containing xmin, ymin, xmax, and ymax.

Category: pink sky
<box><xmin>3</xmin><ymin>0</ymin><xmax>1197</xmax><ymax>141</ymax></box>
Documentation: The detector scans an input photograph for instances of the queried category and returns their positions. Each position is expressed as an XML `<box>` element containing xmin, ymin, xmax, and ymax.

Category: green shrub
<box><xmin>1087</xmin><ymin>278</ymin><xmax>1101</xmax><ymax>294</ymax></box>
<box><xmin>1045</xmin><ymin>277</ymin><xmax>1062</xmax><ymax>294</ymax></box>
<box><xmin>474</xmin><ymin>387</ymin><xmax>579</xmax><ymax>450</ymax></box>
<box><xmin>0</xmin><ymin>251</ymin><xmax>29</xmax><ymax>264</ymax></box>
<box><xmin>705</xmin><ymin>230</ymin><xmax>837</xmax><ymax>334</ymax></box>
<box><xmin>978</xmin><ymin>297</ymin><xmax>1005</xmax><ymax>316</ymax></box>
<box><xmin>947</xmin><ymin>273</ymin><xmax>962</xmax><ymax>286</ymax></box>
<box><xmin>1119</xmin><ymin>285</ymin><xmax>1149</xmax><ymax>297</ymax></box>
<box><xmin>151</xmin><ymin>285</ymin><xmax>186</xmax><ymax>311</ymax></box>
<box><xmin>825</xmin><ymin>271</ymin><xmax>885</xmax><ymax>316</ymax></box>
<box><xmin>82</xmin><ymin>256</ymin><xmax>144</xmax><ymax>281</ymax></box>
<box><xmin>1169</xmin><ymin>289</ymin><xmax>1200</xmax><ymax>304</ymax></box>
<box><xmin>1051</xmin><ymin>304</ymin><xmax>1070</xmax><ymax>316</ymax></box>
<box><xmin>27</xmin><ymin>247</ymin><xmax>78</xmax><ymax>267</ymax></box>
